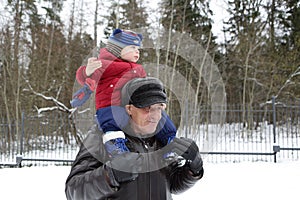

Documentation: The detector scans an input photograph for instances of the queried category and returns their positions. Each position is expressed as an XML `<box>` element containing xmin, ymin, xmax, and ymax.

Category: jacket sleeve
<box><xmin>167</xmin><ymin>161</ymin><xmax>204</xmax><ymax>194</ymax></box>
<box><xmin>65</xmin><ymin>125</ymin><xmax>116</xmax><ymax>200</ymax></box>
<box><xmin>75</xmin><ymin>66</ymin><xmax>88</xmax><ymax>86</ymax></box>
<box><xmin>75</xmin><ymin>66</ymin><xmax>103</xmax><ymax>86</ymax></box>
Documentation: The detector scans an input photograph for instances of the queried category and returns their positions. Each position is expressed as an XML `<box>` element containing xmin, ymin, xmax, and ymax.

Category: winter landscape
<box><xmin>1</xmin><ymin>117</ymin><xmax>299</xmax><ymax>200</ymax></box>
<box><xmin>1</xmin><ymin>0</ymin><xmax>300</xmax><ymax>199</ymax></box>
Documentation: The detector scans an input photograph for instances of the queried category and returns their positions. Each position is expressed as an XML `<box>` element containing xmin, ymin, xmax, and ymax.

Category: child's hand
<box><xmin>86</xmin><ymin>57</ymin><xmax>102</xmax><ymax>76</ymax></box>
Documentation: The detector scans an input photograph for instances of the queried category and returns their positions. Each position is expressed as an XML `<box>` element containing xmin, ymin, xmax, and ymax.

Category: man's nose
<box><xmin>148</xmin><ymin>109</ymin><xmax>161</xmax><ymax>120</ymax></box>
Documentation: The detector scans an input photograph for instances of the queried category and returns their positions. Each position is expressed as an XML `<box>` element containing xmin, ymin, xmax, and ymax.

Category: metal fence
<box><xmin>1</xmin><ymin>99</ymin><xmax>300</xmax><ymax>167</ymax></box>
<box><xmin>194</xmin><ymin>100</ymin><xmax>300</xmax><ymax>163</ymax></box>
<box><xmin>0</xmin><ymin>112</ymin><xmax>79</xmax><ymax>167</ymax></box>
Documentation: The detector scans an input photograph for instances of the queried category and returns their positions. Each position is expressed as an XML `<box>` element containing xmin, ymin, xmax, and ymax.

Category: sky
<box><xmin>0</xmin><ymin>161</ymin><xmax>299</xmax><ymax>200</ymax></box>
<box><xmin>210</xmin><ymin>0</ymin><xmax>229</xmax><ymax>44</ymax></box>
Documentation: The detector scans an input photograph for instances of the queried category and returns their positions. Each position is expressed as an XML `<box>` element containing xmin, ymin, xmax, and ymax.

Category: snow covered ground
<box><xmin>0</xmin><ymin>161</ymin><xmax>299</xmax><ymax>200</ymax></box>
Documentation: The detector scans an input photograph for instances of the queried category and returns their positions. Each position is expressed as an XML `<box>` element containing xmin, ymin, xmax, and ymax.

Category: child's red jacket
<box><xmin>76</xmin><ymin>48</ymin><xmax>146</xmax><ymax>109</ymax></box>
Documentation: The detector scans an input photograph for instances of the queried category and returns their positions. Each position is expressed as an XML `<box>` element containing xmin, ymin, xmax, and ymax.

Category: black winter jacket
<box><xmin>65</xmin><ymin>124</ymin><xmax>203</xmax><ymax>200</ymax></box>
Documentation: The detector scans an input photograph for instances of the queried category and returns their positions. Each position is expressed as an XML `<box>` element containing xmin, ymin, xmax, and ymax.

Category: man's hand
<box><xmin>104</xmin><ymin>153</ymin><xmax>144</xmax><ymax>187</ymax></box>
<box><xmin>86</xmin><ymin>57</ymin><xmax>102</xmax><ymax>76</ymax></box>
<box><xmin>164</xmin><ymin>137</ymin><xmax>203</xmax><ymax>176</ymax></box>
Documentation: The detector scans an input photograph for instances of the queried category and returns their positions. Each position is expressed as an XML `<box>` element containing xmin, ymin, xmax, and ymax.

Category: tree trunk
<box><xmin>13</xmin><ymin>0</ymin><xmax>22</xmax><ymax>147</ymax></box>
<box><xmin>94</xmin><ymin>0</ymin><xmax>99</xmax><ymax>47</ymax></box>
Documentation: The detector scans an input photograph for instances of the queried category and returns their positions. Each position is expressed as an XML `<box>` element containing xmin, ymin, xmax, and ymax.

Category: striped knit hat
<box><xmin>106</xmin><ymin>29</ymin><xmax>143</xmax><ymax>58</ymax></box>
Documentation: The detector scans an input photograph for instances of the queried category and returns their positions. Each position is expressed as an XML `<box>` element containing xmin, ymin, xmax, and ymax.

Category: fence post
<box><xmin>272</xmin><ymin>96</ymin><xmax>277</xmax><ymax>163</ymax></box>
<box><xmin>20</xmin><ymin>112</ymin><xmax>24</xmax><ymax>155</ymax></box>
<box><xmin>18</xmin><ymin>112</ymin><xmax>25</xmax><ymax>167</ymax></box>
<box><xmin>185</xmin><ymin>99</ymin><xmax>188</xmax><ymax>138</ymax></box>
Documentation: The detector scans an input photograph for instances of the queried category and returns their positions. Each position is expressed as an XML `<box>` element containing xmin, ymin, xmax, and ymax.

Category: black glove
<box><xmin>104</xmin><ymin>153</ymin><xmax>144</xmax><ymax>187</ymax></box>
<box><xmin>164</xmin><ymin>137</ymin><xmax>203</xmax><ymax>176</ymax></box>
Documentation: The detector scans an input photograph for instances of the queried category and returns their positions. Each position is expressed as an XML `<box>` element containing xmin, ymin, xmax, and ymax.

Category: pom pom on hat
<box><xmin>107</xmin><ymin>29</ymin><xmax>143</xmax><ymax>58</ymax></box>
<box><xmin>109</xmin><ymin>29</ymin><xmax>142</xmax><ymax>48</ymax></box>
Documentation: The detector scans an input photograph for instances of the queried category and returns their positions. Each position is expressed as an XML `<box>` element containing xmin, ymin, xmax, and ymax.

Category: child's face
<box><xmin>120</xmin><ymin>45</ymin><xmax>140</xmax><ymax>63</ymax></box>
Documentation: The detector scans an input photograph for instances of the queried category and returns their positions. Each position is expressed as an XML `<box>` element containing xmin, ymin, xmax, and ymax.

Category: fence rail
<box><xmin>1</xmin><ymin>99</ymin><xmax>300</xmax><ymax>166</ymax></box>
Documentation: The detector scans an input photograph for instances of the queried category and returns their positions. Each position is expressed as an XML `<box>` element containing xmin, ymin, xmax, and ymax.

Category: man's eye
<box><xmin>143</xmin><ymin>107</ymin><xmax>151</xmax><ymax>112</ymax></box>
<box><xmin>152</xmin><ymin>107</ymin><xmax>163</xmax><ymax>112</ymax></box>
<box><xmin>156</xmin><ymin>107</ymin><xmax>163</xmax><ymax>111</ymax></box>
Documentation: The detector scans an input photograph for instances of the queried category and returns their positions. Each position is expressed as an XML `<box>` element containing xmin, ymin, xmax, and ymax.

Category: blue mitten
<box><xmin>70</xmin><ymin>84</ymin><xmax>93</xmax><ymax>108</ymax></box>
<box><xmin>71</xmin><ymin>78</ymin><xmax>95</xmax><ymax>108</ymax></box>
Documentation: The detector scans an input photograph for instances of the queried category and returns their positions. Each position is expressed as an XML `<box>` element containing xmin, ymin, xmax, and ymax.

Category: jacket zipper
<box><xmin>139</xmin><ymin>139</ymin><xmax>152</xmax><ymax>200</ymax></box>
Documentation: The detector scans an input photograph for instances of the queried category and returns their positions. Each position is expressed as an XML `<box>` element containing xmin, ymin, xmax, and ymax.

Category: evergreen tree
<box><xmin>25</xmin><ymin>0</ymin><xmax>68</xmax><ymax>109</ymax></box>
<box><xmin>120</xmin><ymin>0</ymin><xmax>149</xmax><ymax>30</ymax></box>
<box><xmin>257</xmin><ymin>0</ymin><xmax>300</xmax><ymax>102</ymax></box>
<box><xmin>0</xmin><ymin>0</ymin><xmax>43</xmax><ymax>123</ymax></box>
<box><xmin>273</xmin><ymin>0</ymin><xmax>300</xmax><ymax>100</ymax></box>
<box><xmin>103</xmin><ymin>0</ymin><xmax>150</xmax><ymax>37</ymax></box>
<box><xmin>223</xmin><ymin>0</ymin><xmax>268</xmax><ymax>105</ymax></box>
<box><xmin>161</xmin><ymin>0</ymin><xmax>215</xmax><ymax>47</ymax></box>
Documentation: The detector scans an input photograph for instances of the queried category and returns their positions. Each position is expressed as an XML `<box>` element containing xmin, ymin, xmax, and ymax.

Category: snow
<box><xmin>1</xmin><ymin>161</ymin><xmax>299</xmax><ymax>200</ymax></box>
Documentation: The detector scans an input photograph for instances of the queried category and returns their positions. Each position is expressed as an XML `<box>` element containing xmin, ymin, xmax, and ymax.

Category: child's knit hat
<box><xmin>106</xmin><ymin>29</ymin><xmax>143</xmax><ymax>58</ymax></box>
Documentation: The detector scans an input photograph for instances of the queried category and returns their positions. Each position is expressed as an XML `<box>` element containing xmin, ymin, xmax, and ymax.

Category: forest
<box><xmin>0</xmin><ymin>0</ymin><xmax>300</xmax><ymax>135</ymax></box>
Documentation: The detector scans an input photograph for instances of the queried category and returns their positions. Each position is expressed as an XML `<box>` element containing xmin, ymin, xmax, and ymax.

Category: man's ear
<box><xmin>125</xmin><ymin>105</ymin><xmax>132</xmax><ymax>115</ymax></box>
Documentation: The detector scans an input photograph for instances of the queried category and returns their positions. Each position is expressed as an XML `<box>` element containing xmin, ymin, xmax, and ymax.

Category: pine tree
<box><xmin>223</xmin><ymin>0</ymin><xmax>268</xmax><ymax>105</ymax></box>
<box><xmin>120</xmin><ymin>0</ymin><xmax>149</xmax><ymax>29</ymax></box>
<box><xmin>222</xmin><ymin>0</ymin><xmax>272</xmax><ymax>130</ymax></box>
<box><xmin>161</xmin><ymin>0</ymin><xmax>215</xmax><ymax>47</ymax></box>
<box><xmin>273</xmin><ymin>0</ymin><xmax>300</xmax><ymax>100</ymax></box>
<box><xmin>103</xmin><ymin>0</ymin><xmax>149</xmax><ymax>38</ymax></box>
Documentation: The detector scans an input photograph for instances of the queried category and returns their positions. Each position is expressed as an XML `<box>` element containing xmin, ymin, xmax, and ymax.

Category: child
<box><xmin>72</xmin><ymin>29</ymin><xmax>176</xmax><ymax>157</ymax></box>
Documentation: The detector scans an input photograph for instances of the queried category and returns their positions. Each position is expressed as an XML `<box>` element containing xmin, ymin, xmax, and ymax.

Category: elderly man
<box><xmin>65</xmin><ymin>77</ymin><xmax>204</xmax><ymax>200</ymax></box>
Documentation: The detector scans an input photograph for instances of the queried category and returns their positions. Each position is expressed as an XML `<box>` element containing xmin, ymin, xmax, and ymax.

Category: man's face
<box><xmin>126</xmin><ymin>103</ymin><xmax>166</xmax><ymax>135</ymax></box>
<box><xmin>120</xmin><ymin>45</ymin><xmax>140</xmax><ymax>63</ymax></box>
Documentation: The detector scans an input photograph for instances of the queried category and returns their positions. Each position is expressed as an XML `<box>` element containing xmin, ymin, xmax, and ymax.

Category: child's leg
<box><xmin>155</xmin><ymin>111</ymin><xmax>177</xmax><ymax>146</ymax></box>
<box><xmin>96</xmin><ymin>106</ymin><xmax>129</xmax><ymax>132</ymax></box>
<box><xmin>96</xmin><ymin>106</ymin><xmax>130</xmax><ymax>156</ymax></box>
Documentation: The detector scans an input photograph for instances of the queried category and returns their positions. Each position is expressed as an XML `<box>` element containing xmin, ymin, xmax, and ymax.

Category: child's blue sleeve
<box><xmin>155</xmin><ymin>111</ymin><xmax>177</xmax><ymax>145</ymax></box>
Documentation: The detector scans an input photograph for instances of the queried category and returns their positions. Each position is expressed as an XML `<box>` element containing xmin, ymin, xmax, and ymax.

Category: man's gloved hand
<box><xmin>164</xmin><ymin>137</ymin><xmax>203</xmax><ymax>176</ymax></box>
<box><xmin>104</xmin><ymin>153</ymin><xmax>144</xmax><ymax>187</ymax></box>
<box><xmin>70</xmin><ymin>78</ymin><xmax>95</xmax><ymax>108</ymax></box>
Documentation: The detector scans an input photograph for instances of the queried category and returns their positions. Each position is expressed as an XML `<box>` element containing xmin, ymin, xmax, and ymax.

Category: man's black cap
<box><xmin>121</xmin><ymin>77</ymin><xmax>167</xmax><ymax>108</ymax></box>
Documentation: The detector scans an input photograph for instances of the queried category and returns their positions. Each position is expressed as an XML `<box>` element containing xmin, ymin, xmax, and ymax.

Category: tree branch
<box><xmin>24</xmin><ymin>78</ymin><xmax>75</xmax><ymax>115</ymax></box>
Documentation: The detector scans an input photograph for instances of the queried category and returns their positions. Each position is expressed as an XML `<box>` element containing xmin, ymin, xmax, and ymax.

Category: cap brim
<box><xmin>133</xmin><ymin>96</ymin><xmax>167</xmax><ymax>108</ymax></box>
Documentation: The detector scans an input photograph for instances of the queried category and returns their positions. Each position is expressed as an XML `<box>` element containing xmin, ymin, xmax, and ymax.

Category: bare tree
<box><xmin>24</xmin><ymin>79</ymin><xmax>82</xmax><ymax>144</ymax></box>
